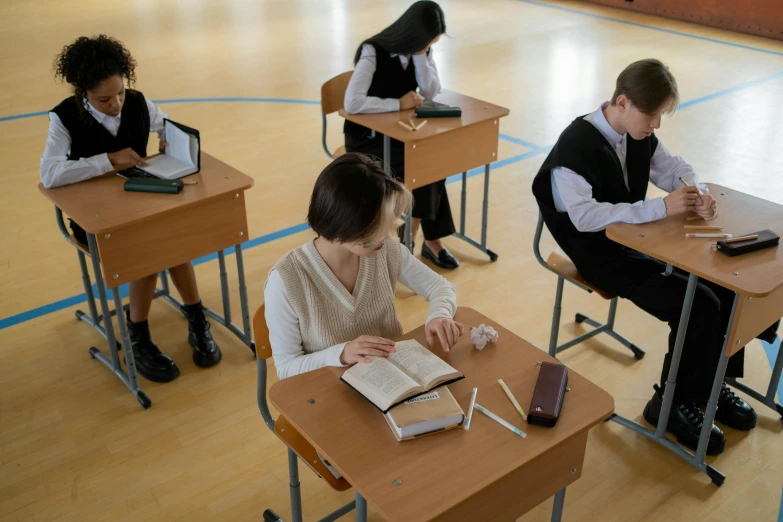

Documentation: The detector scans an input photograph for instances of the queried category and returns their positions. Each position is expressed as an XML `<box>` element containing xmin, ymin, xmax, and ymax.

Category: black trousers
<box><xmin>345</xmin><ymin>130</ymin><xmax>456</xmax><ymax>241</ymax></box>
<box><xmin>622</xmin><ymin>258</ymin><xmax>744</xmax><ymax>405</ymax></box>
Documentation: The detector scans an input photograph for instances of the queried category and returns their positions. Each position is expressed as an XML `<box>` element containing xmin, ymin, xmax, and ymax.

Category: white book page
<box><xmin>138</xmin><ymin>154</ymin><xmax>191</xmax><ymax>180</ymax></box>
<box><xmin>342</xmin><ymin>357</ymin><xmax>421</xmax><ymax>411</ymax></box>
<box><xmin>388</xmin><ymin>340</ymin><xmax>460</xmax><ymax>389</ymax></box>
<box><xmin>165</xmin><ymin>122</ymin><xmax>195</xmax><ymax>169</ymax></box>
<box><xmin>138</xmin><ymin>121</ymin><xmax>197</xmax><ymax>180</ymax></box>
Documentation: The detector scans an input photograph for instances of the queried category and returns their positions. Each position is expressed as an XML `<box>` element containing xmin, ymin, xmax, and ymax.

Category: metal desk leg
<box><xmin>459</xmin><ymin>171</ymin><xmax>467</xmax><ymax>235</ymax></box>
<box><xmin>85</xmin><ymin>233</ymin><xmax>151</xmax><ymax>409</ymax></box>
<box><xmin>452</xmin><ymin>164</ymin><xmax>498</xmax><ymax>261</ymax></box>
<box><xmin>551</xmin><ymin>488</ymin><xmax>566</xmax><ymax>522</ymax></box>
<box><xmin>609</xmin><ymin>272</ymin><xmax>726</xmax><ymax>485</ymax></box>
<box><xmin>355</xmin><ymin>492</ymin><xmax>368</xmax><ymax>522</ymax></box>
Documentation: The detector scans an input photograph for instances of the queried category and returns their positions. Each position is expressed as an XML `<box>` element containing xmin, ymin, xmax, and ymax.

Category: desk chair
<box><xmin>254</xmin><ymin>304</ymin><xmax>365</xmax><ymax>522</ymax></box>
<box><xmin>533</xmin><ymin>212</ymin><xmax>645</xmax><ymax>360</ymax></box>
<box><xmin>320</xmin><ymin>71</ymin><xmax>353</xmax><ymax>159</ymax></box>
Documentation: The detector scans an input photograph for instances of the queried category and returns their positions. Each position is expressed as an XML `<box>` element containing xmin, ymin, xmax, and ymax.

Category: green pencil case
<box><xmin>124</xmin><ymin>177</ymin><xmax>183</xmax><ymax>194</ymax></box>
<box><xmin>414</xmin><ymin>107</ymin><xmax>462</xmax><ymax>118</ymax></box>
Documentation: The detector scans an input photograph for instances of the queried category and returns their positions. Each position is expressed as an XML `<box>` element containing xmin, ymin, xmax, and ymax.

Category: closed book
<box><xmin>124</xmin><ymin>177</ymin><xmax>183</xmax><ymax>194</ymax></box>
<box><xmin>383</xmin><ymin>387</ymin><xmax>464</xmax><ymax>441</ymax></box>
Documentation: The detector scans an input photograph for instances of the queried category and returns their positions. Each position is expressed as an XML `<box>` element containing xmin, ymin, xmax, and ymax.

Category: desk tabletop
<box><xmin>339</xmin><ymin>90</ymin><xmax>510</xmax><ymax>143</ymax></box>
<box><xmin>606</xmin><ymin>184</ymin><xmax>783</xmax><ymax>297</ymax></box>
<box><xmin>269</xmin><ymin>307</ymin><xmax>614</xmax><ymax>522</ymax></box>
<box><xmin>38</xmin><ymin>152</ymin><xmax>254</xmax><ymax>235</ymax></box>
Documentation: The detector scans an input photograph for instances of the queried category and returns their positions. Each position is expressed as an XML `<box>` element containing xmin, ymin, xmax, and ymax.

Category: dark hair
<box><xmin>54</xmin><ymin>35</ymin><xmax>137</xmax><ymax>106</ymax></box>
<box><xmin>610</xmin><ymin>59</ymin><xmax>679</xmax><ymax>114</ymax></box>
<box><xmin>354</xmin><ymin>1</ymin><xmax>446</xmax><ymax>64</ymax></box>
<box><xmin>308</xmin><ymin>153</ymin><xmax>411</xmax><ymax>244</ymax></box>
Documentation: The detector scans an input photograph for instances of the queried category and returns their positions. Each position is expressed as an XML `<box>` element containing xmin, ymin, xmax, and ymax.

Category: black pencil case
<box><xmin>716</xmin><ymin>229</ymin><xmax>779</xmax><ymax>257</ymax></box>
<box><xmin>414</xmin><ymin>107</ymin><xmax>462</xmax><ymax>118</ymax></box>
<box><xmin>124</xmin><ymin>177</ymin><xmax>183</xmax><ymax>194</ymax></box>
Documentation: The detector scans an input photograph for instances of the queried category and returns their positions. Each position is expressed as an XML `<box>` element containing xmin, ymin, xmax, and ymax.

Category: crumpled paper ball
<box><xmin>470</xmin><ymin>324</ymin><xmax>498</xmax><ymax>350</ymax></box>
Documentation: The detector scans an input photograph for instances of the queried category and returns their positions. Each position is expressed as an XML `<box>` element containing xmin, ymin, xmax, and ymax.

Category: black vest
<box><xmin>344</xmin><ymin>44</ymin><xmax>419</xmax><ymax>139</ymax></box>
<box><xmin>51</xmin><ymin>89</ymin><xmax>150</xmax><ymax>160</ymax></box>
<box><xmin>532</xmin><ymin>116</ymin><xmax>659</xmax><ymax>296</ymax></box>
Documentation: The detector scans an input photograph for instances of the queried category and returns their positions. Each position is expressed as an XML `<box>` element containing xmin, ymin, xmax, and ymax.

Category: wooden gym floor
<box><xmin>1</xmin><ymin>0</ymin><xmax>782</xmax><ymax>520</ymax></box>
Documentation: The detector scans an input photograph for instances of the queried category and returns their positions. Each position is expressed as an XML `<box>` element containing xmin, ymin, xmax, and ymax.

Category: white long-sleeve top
<box><xmin>551</xmin><ymin>102</ymin><xmax>707</xmax><ymax>233</ymax></box>
<box><xmin>40</xmin><ymin>98</ymin><xmax>167</xmax><ymax>189</ymax></box>
<box><xmin>344</xmin><ymin>44</ymin><xmax>441</xmax><ymax>114</ymax></box>
<box><xmin>264</xmin><ymin>241</ymin><xmax>457</xmax><ymax>380</ymax></box>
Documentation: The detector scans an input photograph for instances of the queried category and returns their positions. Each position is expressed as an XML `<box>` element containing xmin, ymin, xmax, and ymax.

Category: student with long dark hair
<box><xmin>343</xmin><ymin>1</ymin><xmax>459</xmax><ymax>270</ymax></box>
<box><xmin>41</xmin><ymin>35</ymin><xmax>221</xmax><ymax>383</ymax></box>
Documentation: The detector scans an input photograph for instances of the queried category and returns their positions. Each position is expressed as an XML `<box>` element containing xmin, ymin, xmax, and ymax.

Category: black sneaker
<box><xmin>126</xmin><ymin>312</ymin><xmax>180</xmax><ymax>383</ymax></box>
<box><xmin>643</xmin><ymin>385</ymin><xmax>725</xmax><ymax>455</ymax></box>
<box><xmin>715</xmin><ymin>383</ymin><xmax>757</xmax><ymax>430</ymax></box>
<box><xmin>757</xmin><ymin>319</ymin><xmax>780</xmax><ymax>344</ymax></box>
<box><xmin>184</xmin><ymin>302</ymin><xmax>222</xmax><ymax>368</ymax></box>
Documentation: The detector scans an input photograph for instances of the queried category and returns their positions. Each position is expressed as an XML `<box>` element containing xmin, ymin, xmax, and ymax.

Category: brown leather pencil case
<box><xmin>527</xmin><ymin>362</ymin><xmax>568</xmax><ymax>427</ymax></box>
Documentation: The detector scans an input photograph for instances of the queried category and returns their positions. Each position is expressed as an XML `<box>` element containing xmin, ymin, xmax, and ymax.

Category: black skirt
<box><xmin>345</xmin><ymin>129</ymin><xmax>456</xmax><ymax>241</ymax></box>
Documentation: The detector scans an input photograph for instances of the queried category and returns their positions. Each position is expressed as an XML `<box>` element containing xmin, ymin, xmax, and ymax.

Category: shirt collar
<box><xmin>584</xmin><ymin>102</ymin><xmax>624</xmax><ymax>147</ymax></box>
<box><xmin>84</xmin><ymin>99</ymin><xmax>121</xmax><ymax>124</ymax></box>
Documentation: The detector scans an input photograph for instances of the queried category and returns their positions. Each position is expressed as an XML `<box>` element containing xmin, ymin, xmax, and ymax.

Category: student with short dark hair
<box><xmin>343</xmin><ymin>0</ymin><xmax>460</xmax><ymax>270</ymax></box>
<box><xmin>41</xmin><ymin>35</ymin><xmax>221</xmax><ymax>383</ymax></box>
<box><xmin>532</xmin><ymin>59</ymin><xmax>775</xmax><ymax>455</ymax></box>
<box><xmin>264</xmin><ymin>153</ymin><xmax>462</xmax><ymax>379</ymax></box>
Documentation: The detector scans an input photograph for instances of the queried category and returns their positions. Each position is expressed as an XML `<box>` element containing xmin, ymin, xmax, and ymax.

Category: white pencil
<box><xmin>464</xmin><ymin>388</ymin><xmax>478</xmax><ymax>431</ymax></box>
<box><xmin>685</xmin><ymin>233</ymin><xmax>732</xmax><ymax>239</ymax></box>
<box><xmin>475</xmin><ymin>404</ymin><xmax>527</xmax><ymax>438</ymax></box>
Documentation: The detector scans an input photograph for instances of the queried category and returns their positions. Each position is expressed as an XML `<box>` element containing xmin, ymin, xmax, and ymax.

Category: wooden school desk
<box><xmin>606</xmin><ymin>184</ymin><xmax>783</xmax><ymax>486</ymax></box>
<box><xmin>269</xmin><ymin>307</ymin><xmax>614</xmax><ymax>522</ymax></box>
<box><xmin>340</xmin><ymin>90</ymin><xmax>510</xmax><ymax>261</ymax></box>
<box><xmin>38</xmin><ymin>152</ymin><xmax>255</xmax><ymax>409</ymax></box>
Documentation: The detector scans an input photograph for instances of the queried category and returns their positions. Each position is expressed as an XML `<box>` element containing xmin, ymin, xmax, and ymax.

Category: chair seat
<box><xmin>274</xmin><ymin>416</ymin><xmax>352</xmax><ymax>492</ymax></box>
<box><xmin>68</xmin><ymin>234</ymin><xmax>91</xmax><ymax>254</ymax></box>
<box><xmin>333</xmin><ymin>145</ymin><xmax>346</xmax><ymax>158</ymax></box>
<box><xmin>546</xmin><ymin>248</ymin><xmax>614</xmax><ymax>300</ymax></box>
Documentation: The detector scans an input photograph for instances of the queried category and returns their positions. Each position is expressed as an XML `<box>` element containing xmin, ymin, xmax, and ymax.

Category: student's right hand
<box><xmin>400</xmin><ymin>91</ymin><xmax>424</xmax><ymax>110</ymax></box>
<box><xmin>340</xmin><ymin>336</ymin><xmax>396</xmax><ymax>365</ymax></box>
<box><xmin>663</xmin><ymin>186</ymin><xmax>700</xmax><ymax>216</ymax></box>
<box><xmin>107</xmin><ymin>148</ymin><xmax>148</xmax><ymax>169</ymax></box>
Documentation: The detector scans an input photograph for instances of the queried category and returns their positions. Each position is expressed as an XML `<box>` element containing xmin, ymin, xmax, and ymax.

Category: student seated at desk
<box><xmin>343</xmin><ymin>1</ymin><xmax>460</xmax><ymax>270</ymax></box>
<box><xmin>264</xmin><ymin>153</ymin><xmax>462</xmax><ymax>379</ymax></box>
<box><xmin>533</xmin><ymin>59</ymin><xmax>779</xmax><ymax>455</ymax></box>
<box><xmin>40</xmin><ymin>35</ymin><xmax>221</xmax><ymax>383</ymax></box>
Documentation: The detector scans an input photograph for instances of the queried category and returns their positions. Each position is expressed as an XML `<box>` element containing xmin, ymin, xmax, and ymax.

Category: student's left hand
<box><xmin>158</xmin><ymin>139</ymin><xmax>168</xmax><ymax>153</ymax></box>
<box><xmin>694</xmin><ymin>194</ymin><xmax>718</xmax><ymax>221</ymax></box>
<box><xmin>426</xmin><ymin>317</ymin><xmax>464</xmax><ymax>353</ymax></box>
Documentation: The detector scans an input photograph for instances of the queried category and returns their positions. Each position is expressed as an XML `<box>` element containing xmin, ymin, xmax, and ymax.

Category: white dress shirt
<box><xmin>264</xmin><ymin>240</ymin><xmax>457</xmax><ymax>380</ymax></box>
<box><xmin>551</xmin><ymin>102</ymin><xmax>707</xmax><ymax>233</ymax></box>
<box><xmin>344</xmin><ymin>44</ymin><xmax>441</xmax><ymax>114</ymax></box>
<box><xmin>40</xmin><ymin>98</ymin><xmax>167</xmax><ymax>189</ymax></box>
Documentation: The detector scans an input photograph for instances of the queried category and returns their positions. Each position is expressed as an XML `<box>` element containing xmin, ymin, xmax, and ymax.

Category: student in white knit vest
<box><xmin>265</xmin><ymin>153</ymin><xmax>462</xmax><ymax>379</ymax></box>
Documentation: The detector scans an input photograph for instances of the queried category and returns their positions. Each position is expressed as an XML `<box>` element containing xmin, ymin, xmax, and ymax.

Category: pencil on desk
<box><xmin>498</xmin><ymin>379</ymin><xmax>527</xmax><ymax>420</ymax></box>
<box><xmin>684</xmin><ymin>225</ymin><xmax>723</xmax><ymax>231</ymax></box>
<box><xmin>464</xmin><ymin>387</ymin><xmax>478</xmax><ymax>431</ymax></box>
<box><xmin>397</xmin><ymin>121</ymin><xmax>414</xmax><ymax>131</ymax></box>
<box><xmin>415</xmin><ymin>120</ymin><xmax>428</xmax><ymax>131</ymax></box>
<box><xmin>723</xmin><ymin>234</ymin><xmax>758</xmax><ymax>243</ymax></box>
<box><xmin>475</xmin><ymin>404</ymin><xmax>527</xmax><ymax>438</ymax></box>
<box><xmin>182</xmin><ymin>180</ymin><xmax>198</xmax><ymax>185</ymax></box>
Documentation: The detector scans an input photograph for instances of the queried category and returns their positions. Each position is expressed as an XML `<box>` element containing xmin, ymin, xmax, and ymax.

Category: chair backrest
<box><xmin>320</xmin><ymin>71</ymin><xmax>353</xmax><ymax>115</ymax></box>
<box><xmin>253</xmin><ymin>304</ymin><xmax>273</xmax><ymax>360</ymax></box>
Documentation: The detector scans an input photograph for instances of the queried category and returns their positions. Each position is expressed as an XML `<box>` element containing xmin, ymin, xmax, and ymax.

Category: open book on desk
<box><xmin>341</xmin><ymin>339</ymin><xmax>464</xmax><ymax>413</ymax></box>
<box><xmin>138</xmin><ymin>119</ymin><xmax>200</xmax><ymax>180</ymax></box>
